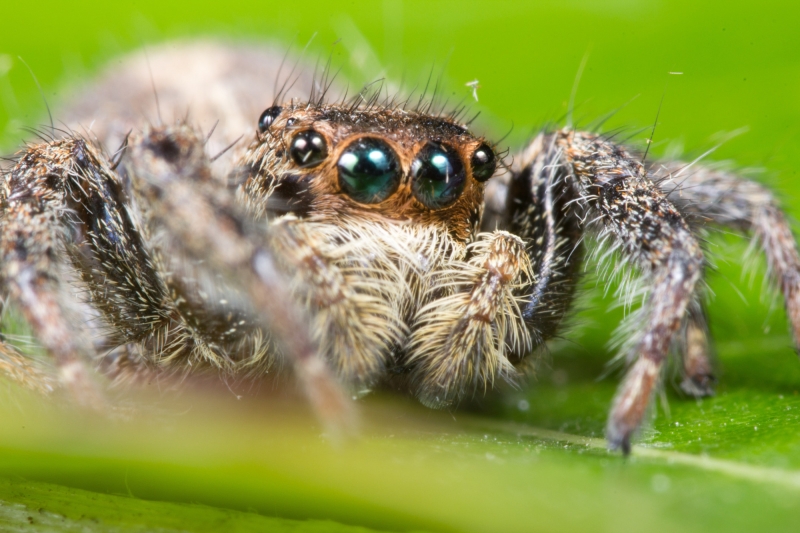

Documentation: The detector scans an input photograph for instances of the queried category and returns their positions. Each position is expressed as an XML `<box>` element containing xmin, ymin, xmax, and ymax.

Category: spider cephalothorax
<box><xmin>2</xmin><ymin>41</ymin><xmax>799</xmax><ymax>453</ymax></box>
<box><xmin>240</xmin><ymin>103</ymin><xmax>493</xmax><ymax>240</ymax></box>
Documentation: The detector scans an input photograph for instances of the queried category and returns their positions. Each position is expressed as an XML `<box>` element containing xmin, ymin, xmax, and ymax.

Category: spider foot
<box><xmin>606</xmin><ymin>425</ymin><xmax>633</xmax><ymax>456</ymax></box>
<box><xmin>298</xmin><ymin>357</ymin><xmax>359</xmax><ymax>442</ymax></box>
<box><xmin>680</xmin><ymin>372</ymin><xmax>716</xmax><ymax>398</ymax></box>
<box><xmin>679</xmin><ymin>309</ymin><xmax>715</xmax><ymax>397</ymax></box>
<box><xmin>606</xmin><ymin>357</ymin><xmax>662</xmax><ymax>455</ymax></box>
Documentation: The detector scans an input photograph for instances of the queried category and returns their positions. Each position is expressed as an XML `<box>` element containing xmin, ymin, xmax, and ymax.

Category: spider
<box><xmin>2</xmin><ymin>40</ymin><xmax>799</xmax><ymax>454</ymax></box>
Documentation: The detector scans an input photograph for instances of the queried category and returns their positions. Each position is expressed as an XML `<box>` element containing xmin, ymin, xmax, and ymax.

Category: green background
<box><xmin>1</xmin><ymin>0</ymin><xmax>800</xmax><ymax>531</ymax></box>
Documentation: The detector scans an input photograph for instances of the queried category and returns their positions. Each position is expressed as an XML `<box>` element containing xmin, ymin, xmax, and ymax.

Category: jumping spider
<box><xmin>2</xmin><ymin>41</ymin><xmax>799</xmax><ymax>453</ymax></box>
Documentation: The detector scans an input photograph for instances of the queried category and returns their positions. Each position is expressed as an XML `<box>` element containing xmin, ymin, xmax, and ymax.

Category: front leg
<box><xmin>506</xmin><ymin>131</ymin><xmax>705</xmax><ymax>453</ymax></box>
<box><xmin>561</xmin><ymin>130</ymin><xmax>705</xmax><ymax>452</ymax></box>
<box><xmin>0</xmin><ymin>140</ymin><xmax>112</xmax><ymax>406</ymax></box>
<box><xmin>485</xmin><ymin>133</ymin><xmax>584</xmax><ymax>350</ymax></box>
<box><xmin>125</xmin><ymin>124</ymin><xmax>355</xmax><ymax>433</ymax></box>
<box><xmin>267</xmin><ymin>219</ymin><xmax>406</xmax><ymax>390</ymax></box>
<box><xmin>406</xmin><ymin>231</ymin><xmax>531</xmax><ymax>407</ymax></box>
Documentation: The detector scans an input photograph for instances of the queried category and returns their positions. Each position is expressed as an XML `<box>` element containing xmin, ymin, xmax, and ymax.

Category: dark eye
<box><xmin>471</xmin><ymin>143</ymin><xmax>497</xmax><ymax>182</ymax></box>
<box><xmin>411</xmin><ymin>142</ymin><xmax>466</xmax><ymax>208</ymax></box>
<box><xmin>289</xmin><ymin>130</ymin><xmax>328</xmax><ymax>168</ymax></box>
<box><xmin>337</xmin><ymin>137</ymin><xmax>401</xmax><ymax>204</ymax></box>
<box><xmin>257</xmin><ymin>106</ymin><xmax>282</xmax><ymax>133</ymax></box>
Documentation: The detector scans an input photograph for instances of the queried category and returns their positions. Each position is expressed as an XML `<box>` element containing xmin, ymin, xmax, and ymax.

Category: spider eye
<box><xmin>289</xmin><ymin>130</ymin><xmax>328</xmax><ymax>168</ymax></box>
<box><xmin>257</xmin><ymin>106</ymin><xmax>282</xmax><ymax>133</ymax></box>
<box><xmin>471</xmin><ymin>143</ymin><xmax>497</xmax><ymax>182</ymax></box>
<box><xmin>411</xmin><ymin>142</ymin><xmax>466</xmax><ymax>208</ymax></box>
<box><xmin>337</xmin><ymin>137</ymin><xmax>401</xmax><ymax>204</ymax></box>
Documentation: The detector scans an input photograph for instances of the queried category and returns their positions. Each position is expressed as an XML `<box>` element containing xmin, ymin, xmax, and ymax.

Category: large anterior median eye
<box><xmin>337</xmin><ymin>137</ymin><xmax>401</xmax><ymax>203</ymax></box>
<box><xmin>411</xmin><ymin>142</ymin><xmax>466</xmax><ymax>208</ymax></box>
<box><xmin>290</xmin><ymin>130</ymin><xmax>328</xmax><ymax>168</ymax></box>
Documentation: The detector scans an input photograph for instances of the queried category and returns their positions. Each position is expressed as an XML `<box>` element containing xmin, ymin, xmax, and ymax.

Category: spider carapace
<box><xmin>2</xmin><ymin>41</ymin><xmax>800</xmax><ymax>453</ymax></box>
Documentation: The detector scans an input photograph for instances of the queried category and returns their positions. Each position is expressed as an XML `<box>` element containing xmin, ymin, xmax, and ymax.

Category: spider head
<box><xmin>241</xmin><ymin>102</ymin><xmax>499</xmax><ymax>242</ymax></box>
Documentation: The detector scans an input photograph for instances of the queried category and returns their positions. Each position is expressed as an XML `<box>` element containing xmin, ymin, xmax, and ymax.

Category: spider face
<box><xmin>246</xmin><ymin>104</ymin><xmax>495</xmax><ymax>241</ymax></box>
<box><xmin>3</xmin><ymin>41</ymin><xmax>800</xmax><ymax>454</ymax></box>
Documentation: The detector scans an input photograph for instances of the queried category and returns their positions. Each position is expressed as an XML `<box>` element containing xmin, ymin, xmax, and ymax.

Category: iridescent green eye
<box><xmin>471</xmin><ymin>143</ymin><xmax>497</xmax><ymax>182</ymax></box>
<box><xmin>411</xmin><ymin>142</ymin><xmax>466</xmax><ymax>208</ymax></box>
<box><xmin>290</xmin><ymin>130</ymin><xmax>327</xmax><ymax>168</ymax></box>
<box><xmin>337</xmin><ymin>137</ymin><xmax>401</xmax><ymax>204</ymax></box>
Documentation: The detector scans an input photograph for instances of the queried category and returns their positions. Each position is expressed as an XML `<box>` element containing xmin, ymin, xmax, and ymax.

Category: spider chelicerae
<box><xmin>2</xmin><ymin>40</ymin><xmax>799</xmax><ymax>453</ymax></box>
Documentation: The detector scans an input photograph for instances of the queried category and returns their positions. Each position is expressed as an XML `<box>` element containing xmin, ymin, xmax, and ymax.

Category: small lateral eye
<box><xmin>337</xmin><ymin>137</ymin><xmax>401</xmax><ymax>204</ymax></box>
<box><xmin>257</xmin><ymin>106</ymin><xmax>282</xmax><ymax>133</ymax></box>
<box><xmin>289</xmin><ymin>130</ymin><xmax>328</xmax><ymax>168</ymax></box>
<box><xmin>470</xmin><ymin>143</ymin><xmax>497</xmax><ymax>182</ymax></box>
<box><xmin>411</xmin><ymin>142</ymin><xmax>466</xmax><ymax>208</ymax></box>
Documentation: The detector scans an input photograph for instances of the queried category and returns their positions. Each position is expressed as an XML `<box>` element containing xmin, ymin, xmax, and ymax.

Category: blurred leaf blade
<box><xmin>0</xmin><ymin>387</ymin><xmax>797</xmax><ymax>532</ymax></box>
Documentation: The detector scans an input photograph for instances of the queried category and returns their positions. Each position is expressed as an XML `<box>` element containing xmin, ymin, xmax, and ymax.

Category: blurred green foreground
<box><xmin>0</xmin><ymin>370</ymin><xmax>798</xmax><ymax>533</ymax></box>
<box><xmin>1</xmin><ymin>0</ymin><xmax>800</xmax><ymax>531</ymax></box>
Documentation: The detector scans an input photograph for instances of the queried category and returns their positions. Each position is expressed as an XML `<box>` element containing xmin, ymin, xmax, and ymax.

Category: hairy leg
<box><xmin>124</xmin><ymin>124</ymin><xmax>354</xmax><ymax>432</ymax></box>
<box><xmin>566</xmin><ymin>130</ymin><xmax>706</xmax><ymax>452</ymax></box>
<box><xmin>653</xmin><ymin>161</ymin><xmax>800</xmax><ymax>348</ymax></box>
<box><xmin>267</xmin><ymin>218</ymin><xmax>406</xmax><ymax>390</ymax></box>
<box><xmin>504</xmin><ymin>130</ymin><xmax>705</xmax><ymax>452</ymax></box>
<box><xmin>2</xmin><ymin>129</ymin><xmax>353</xmax><ymax>432</ymax></box>
<box><xmin>4</xmin><ymin>133</ymin><xmax>267</xmax><ymax>387</ymax></box>
<box><xmin>0</xmin><ymin>299</ymin><xmax>56</xmax><ymax>393</ymax></box>
<box><xmin>486</xmin><ymin>133</ymin><xmax>584</xmax><ymax>351</ymax></box>
<box><xmin>1</xmin><ymin>135</ymin><xmax>199</xmax><ymax>393</ymax></box>
<box><xmin>405</xmin><ymin>231</ymin><xmax>531</xmax><ymax>407</ymax></box>
<box><xmin>0</xmin><ymin>140</ymin><xmax>114</xmax><ymax>406</ymax></box>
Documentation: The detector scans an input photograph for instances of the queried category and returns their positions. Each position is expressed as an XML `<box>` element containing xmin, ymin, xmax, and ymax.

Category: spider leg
<box><xmin>676</xmin><ymin>301</ymin><xmax>715</xmax><ymax>397</ymax></box>
<box><xmin>406</xmin><ymin>231</ymin><xmax>531</xmax><ymax>406</ymax></box>
<box><xmin>485</xmin><ymin>133</ymin><xmax>584</xmax><ymax>351</ymax></box>
<box><xmin>267</xmin><ymin>219</ymin><xmax>405</xmax><ymax>390</ymax></box>
<box><xmin>654</xmin><ymin>161</ymin><xmax>800</xmax><ymax>349</ymax></box>
<box><xmin>495</xmin><ymin>134</ymin><xmax>711</xmax><ymax>402</ymax></box>
<box><xmin>0</xmin><ymin>140</ymin><xmax>114</xmax><ymax>407</ymax></box>
<box><xmin>2</xmin><ymin>130</ymin><xmax>353</xmax><ymax>431</ymax></box>
<box><xmin>0</xmin><ymin>298</ymin><xmax>57</xmax><ymax>394</ymax></box>
<box><xmin>2</xmin><ymin>134</ymin><xmax>194</xmax><ymax>398</ymax></box>
<box><xmin>125</xmin><ymin>124</ymin><xmax>354</xmax><ymax>432</ymax></box>
<box><xmin>506</xmin><ymin>130</ymin><xmax>705</xmax><ymax>453</ymax></box>
<box><xmin>564</xmin><ymin>130</ymin><xmax>707</xmax><ymax>453</ymax></box>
